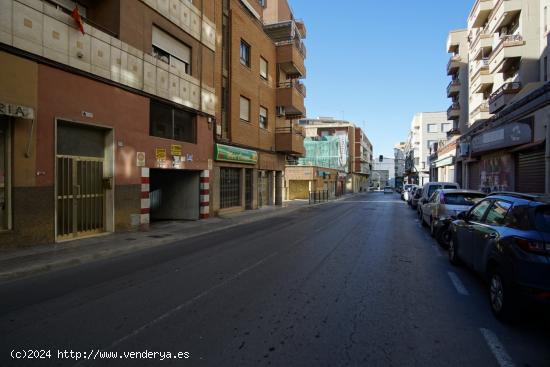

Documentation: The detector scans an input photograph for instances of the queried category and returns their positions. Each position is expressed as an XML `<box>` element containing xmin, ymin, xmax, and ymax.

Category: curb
<box><xmin>0</xmin><ymin>194</ymin><xmax>357</xmax><ymax>283</ymax></box>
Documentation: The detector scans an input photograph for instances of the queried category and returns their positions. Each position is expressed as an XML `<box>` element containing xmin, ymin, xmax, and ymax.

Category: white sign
<box><xmin>0</xmin><ymin>102</ymin><xmax>34</xmax><ymax>119</ymax></box>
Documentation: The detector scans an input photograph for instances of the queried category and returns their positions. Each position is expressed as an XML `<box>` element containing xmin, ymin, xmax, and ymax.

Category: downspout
<box><xmin>546</xmin><ymin>114</ymin><xmax>550</xmax><ymax>194</ymax></box>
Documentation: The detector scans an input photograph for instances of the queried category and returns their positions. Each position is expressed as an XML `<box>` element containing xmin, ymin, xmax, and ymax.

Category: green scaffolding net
<box><xmin>298</xmin><ymin>136</ymin><xmax>348</xmax><ymax>172</ymax></box>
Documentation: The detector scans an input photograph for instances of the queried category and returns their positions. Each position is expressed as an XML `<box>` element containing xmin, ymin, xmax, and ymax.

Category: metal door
<box><xmin>57</xmin><ymin>156</ymin><xmax>105</xmax><ymax>240</ymax></box>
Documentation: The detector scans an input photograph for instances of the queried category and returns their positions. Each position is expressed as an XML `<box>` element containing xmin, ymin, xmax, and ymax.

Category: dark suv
<box><xmin>448</xmin><ymin>192</ymin><xmax>550</xmax><ymax>320</ymax></box>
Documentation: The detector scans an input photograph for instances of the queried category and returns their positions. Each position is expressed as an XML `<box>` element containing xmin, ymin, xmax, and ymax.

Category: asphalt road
<box><xmin>1</xmin><ymin>193</ymin><xmax>549</xmax><ymax>367</ymax></box>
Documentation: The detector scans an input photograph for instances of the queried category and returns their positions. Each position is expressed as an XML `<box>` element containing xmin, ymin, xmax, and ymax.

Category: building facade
<box><xmin>0</xmin><ymin>0</ymin><xmax>218</xmax><ymax>247</ymax></box>
<box><xmin>210</xmin><ymin>0</ymin><xmax>306</xmax><ymax>215</ymax></box>
<box><xmin>373</xmin><ymin>156</ymin><xmax>395</xmax><ymax>188</ymax></box>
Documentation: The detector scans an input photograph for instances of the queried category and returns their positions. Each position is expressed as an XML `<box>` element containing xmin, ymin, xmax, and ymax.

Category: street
<box><xmin>1</xmin><ymin>192</ymin><xmax>549</xmax><ymax>367</ymax></box>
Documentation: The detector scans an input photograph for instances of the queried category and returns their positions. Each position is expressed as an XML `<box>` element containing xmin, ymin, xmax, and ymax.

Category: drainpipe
<box><xmin>546</xmin><ymin>114</ymin><xmax>550</xmax><ymax>194</ymax></box>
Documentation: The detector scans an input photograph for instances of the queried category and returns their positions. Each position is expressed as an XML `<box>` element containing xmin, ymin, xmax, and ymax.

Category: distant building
<box><xmin>373</xmin><ymin>156</ymin><xmax>396</xmax><ymax>188</ymax></box>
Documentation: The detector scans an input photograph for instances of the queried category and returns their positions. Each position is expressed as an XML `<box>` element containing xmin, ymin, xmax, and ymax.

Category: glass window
<box><xmin>534</xmin><ymin>206</ymin><xmax>550</xmax><ymax>233</ymax></box>
<box><xmin>152</xmin><ymin>27</ymin><xmax>191</xmax><ymax>75</ymax></box>
<box><xmin>150</xmin><ymin>100</ymin><xmax>197</xmax><ymax>143</ymax></box>
<box><xmin>427</xmin><ymin>124</ymin><xmax>438</xmax><ymax>133</ymax></box>
<box><xmin>240</xmin><ymin>40</ymin><xmax>250</xmax><ymax>67</ymax></box>
<box><xmin>443</xmin><ymin>193</ymin><xmax>486</xmax><ymax>205</ymax></box>
<box><xmin>220</xmin><ymin>168</ymin><xmax>241</xmax><ymax>208</ymax></box>
<box><xmin>260</xmin><ymin>57</ymin><xmax>268</xmax><ymax>80</ymax></box>
<box><xmin>469</xmin><ymin>200</ymin><xmax>492</xmax><ymax>222</ymax></box>
<box><xmin>259</xmin><ymin>106</ymin><xmax>268</xmax><ymax>129</ymax></box>
<box><xmin>485</xmin><ymin>201</ymin><xmax>512</xmax><ymax>225</ymax></box>
<box><xmin>240</xmin><ymin>96</ymin><xmax>250</xmax><ymax>122</ymax></box>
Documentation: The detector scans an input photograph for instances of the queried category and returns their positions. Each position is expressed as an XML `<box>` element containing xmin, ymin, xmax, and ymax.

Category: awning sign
<box><xmin>471</xmin><ymin>121</ymin><xmax>532</xmax><ymax>154</ymax></box>
<box><xmin>0</xmin><ymin>102</ymin><xmax>34</xmax><ymax>119</ymax></box>
<box><xmin>214</xmin><ymin>144</ymin><xmax>257</xmax><ymax>164</ymax></box>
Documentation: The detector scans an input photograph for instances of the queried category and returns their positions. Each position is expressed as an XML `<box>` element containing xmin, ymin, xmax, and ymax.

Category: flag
<box><xmin>71</xmin><ymin>6</ymin><xmax>85</xmax><ymax>35</ymax></box>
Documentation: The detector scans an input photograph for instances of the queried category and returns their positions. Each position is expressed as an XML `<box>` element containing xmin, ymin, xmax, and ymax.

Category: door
<box><xmin>245</xmin><ymin>169</ymin><xmax>253</xmax><ymax>209</ymax></box>
<box><xmin>460</xmin><ymin>199</ymin><xmax>493</xmax><ymax>267</ymax></box>
<box><xmin>57</xmin><ymin>156</ymin><xmax>105</xmax><ymax>240</ymax></box>
<box><xmin>0</xmin><ymin>118</ymin><xmax>10</xmax><ymax>230</ymax></box>
<box><xmin>471</xmin><ymin>200</ymin><xmax>511</xmax><ymax>272</ymax></box>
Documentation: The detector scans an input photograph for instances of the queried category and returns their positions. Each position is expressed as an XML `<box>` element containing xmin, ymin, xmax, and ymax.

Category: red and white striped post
<box><xmin>200</xmin><ymin>170</ymin><xmax>210</xmax><ymax>219</ymax></box>
<box><xmin>140</xmin><ymin>167</ymin><xmax>150</xmax><ymax>229</ymax></box>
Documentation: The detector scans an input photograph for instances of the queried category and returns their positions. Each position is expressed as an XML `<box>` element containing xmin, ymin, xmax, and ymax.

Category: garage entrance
<box><xmin>150</xmin><ymin>169</ymin><xmax>200</xmax><ymax>221</ymax></box>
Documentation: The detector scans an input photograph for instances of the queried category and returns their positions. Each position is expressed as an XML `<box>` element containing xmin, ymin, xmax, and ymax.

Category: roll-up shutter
<box><xmin>152</xmin><ymin>26</ymin><xmax>191</xmax><ymax>64</ymax></box>
<box><xmin>516</xmin><ymin>148</ymin><xmax>545</xmax><ymax>193</ymax></box>
<box><xmin>468</xmin><ymin>161</ymin><xmax>480</xmax><ymax>190</ymax></box>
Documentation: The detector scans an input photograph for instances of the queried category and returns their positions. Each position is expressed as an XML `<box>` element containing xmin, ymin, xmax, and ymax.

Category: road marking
<box><xmin>96</xmin><ymin>252</ymin><xmax>279</xmax><ymax>355</ymax></box>
<box><xmin>447</xmin><ymin>271</ymin><xmax>470</xmax><ymax>295</ymax></box>
<box><xmin>479</xmin><ymin>328</ymin><xmax>516</xmax><ymax>367</ymax></box>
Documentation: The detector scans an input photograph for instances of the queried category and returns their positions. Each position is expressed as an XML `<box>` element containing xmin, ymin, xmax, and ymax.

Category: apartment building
<box><xmin>447</xmin><ymin>29</ymin><xmax>470</xmax><ymax>134</ymax></box>
<box><xmin>210</xmin><ymin>0</ymin><xmax>306</xmax><ymax>215</ymax></box>
<box><xmin>0</xmin><ymin>0</ymin><xmax>218</xmax><ymax>246</ymax></box>
<box><xmin>298</xmin><ymin>117</ymin><xmax>373</xmax><ymax>193</ymax></box>
<box><xmin>452</xmin><ymin>0</ymin><xmax>550</xmax><ymax>193</ymax></box>
<box><xmin>394</xmin><ymin>142</ymin><xmax>406</xmax><ymax>188</ymax></box>
<box><xmin>373</xmin><ymin>156</ymin><xmax>395</xmax><ymax>188</ymax></box>
<box><xmin>404</xmin><ymin>112</ymin><xmax>453</xmax><ymax>185</ymax></box>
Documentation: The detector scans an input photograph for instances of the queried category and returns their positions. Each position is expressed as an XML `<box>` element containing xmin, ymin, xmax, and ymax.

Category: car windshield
<box><xmin>443</xmin><ymin>193</ymin><xmax>485</xmax><ymax>206</ymax></box>
<box><xmin>534</xmin><ymin>206</ymin><xmax>550</xmax><ymax>233</ymax></box>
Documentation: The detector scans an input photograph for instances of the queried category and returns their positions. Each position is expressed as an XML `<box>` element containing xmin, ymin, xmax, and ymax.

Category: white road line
<box><xmin>98</xmin><ymin>252</ymin><xmax>278</xmax><ymax>354</ymax></box>
<box><xmin>480</xmin><ymin>328</ymin><xmax>516</xmax><ymax>367</ymax></box>
<box><xmin>447</xmin><ymin>271</ymin><xmax>470</xmax><ymax>296</ymax></box>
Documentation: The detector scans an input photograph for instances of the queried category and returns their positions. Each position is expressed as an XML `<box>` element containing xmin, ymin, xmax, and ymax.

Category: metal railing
<box><xmin>275</xmin><ymin>38</ymin><xmax>307</xmax><ymax>58</ymax></box>
<box><xmin>309</xmin><ymin>190</ymin><xmax>329</xmax><ymax>204</ymax></box>
<box><xmin>277</xmin><ymin>81</ymin><xmax>307</xmax><ymax>97</ymax></box>
<box><xmin>488</xmin><ymin>81</ymin><xmax>521</xmax><ymax>103</ymax></box>
<box><xmin>275</xmin><ymin>126</ymin><xmax>305</xmax><ymax>136</ymax></box>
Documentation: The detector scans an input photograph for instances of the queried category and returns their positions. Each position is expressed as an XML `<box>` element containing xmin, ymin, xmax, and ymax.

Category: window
<box><xmin>240</xmin><ymin>40</ymin><xmax>250</xmax><ymax>67</ymax></box>
<box><xmin>152</xmin><ymin>26</ymin><xmax>191</xmax><ymax>75</ymax></box>
<box><xmin>220</xmin><ymin>168</ymin><xmax>241</xmax><ymax>208</ymax></box>
<box><xmin>150</xmin><ymin>100</ymin><xmax>196</xmax><ymax>143</ymax></box>
<box><xmin>48</xmin><ymin>0</ymin><xmax>87</xmax><ymax>17</ymax></box>
<box><xmin>240</xmin><ymin>96</ymin><xmax>250</xmax><ymax>122</ymax></box>
<box><xmin>260</xmin><ymin>57</ymin><xmax>268</xmax><ymax>80</ymax></box>
<box><xmin>469</xmin><ymin>200</ymin><xmax>492</xmax><ymax>222</ymax></box>
<box><xmin>259</xmin><ymin>106</ymin><xmax>268</xmax><ymax>129</ymax></box>
<box><xmin>258</xmin><ymin>0</ymin><xmax>266</xmax><ymax>7</ymax></box>
<box><xmin>485</xmin><ymin>201</ymin><xmax>512</xmax><ymax>225</ymax></box>
<box><xmin>427</xmin><ymin>124</ymin><xmax>438</xmax><ymax>133</ymax></box>
<box><xmin>441</xmin><ymin>123</ymin><xmax>452</xmax><ymax>132</ymax></box>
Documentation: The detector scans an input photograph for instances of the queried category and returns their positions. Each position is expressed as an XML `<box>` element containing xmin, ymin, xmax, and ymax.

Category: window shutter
<box><xmin>240</xmin><ymin>97</ymin><xmax>250</xmax><ymax>121</ymax></box>
<box><xmin>152</xmin><ymin>26</ymin><xmax>191</xmax><ymax>64</ymax></box>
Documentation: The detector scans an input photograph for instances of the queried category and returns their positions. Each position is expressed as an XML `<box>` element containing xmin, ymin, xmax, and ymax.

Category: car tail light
<box><xmin>512</xmin><ymin>237</ymin><xmax>550</xmax><ymax>256</ymax></box>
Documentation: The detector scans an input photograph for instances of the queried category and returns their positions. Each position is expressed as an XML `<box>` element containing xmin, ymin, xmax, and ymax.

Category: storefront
<box><xmin>284</xmin><ymin>166</ymin><xmax>341</xmax><ymax>200</ymax></box>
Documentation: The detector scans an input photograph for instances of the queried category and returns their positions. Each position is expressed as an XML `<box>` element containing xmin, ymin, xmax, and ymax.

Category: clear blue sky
<box><xmin>291</xmin><ymin>1</ymin><xmax>473</xmax><ymax>157</ymax></box>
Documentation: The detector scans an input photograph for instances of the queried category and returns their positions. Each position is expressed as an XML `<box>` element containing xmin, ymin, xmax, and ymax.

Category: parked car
<box><xmin>411</xmin><ymin>188</ymin><xmax>423</xmax><ymax>209</ymax></box>
<box><xmin>419</xmin><ymin>189</ymin><xmax>486</xmax><ymax>245</ymax></box>
<box><xmin>384</xmin><ymin>186</ymin><xmax>393</xmax><ymax>194</ymax></box>
<box><xmin>448</xmin><ymin>192</ymin><xmax>550</xmax><ymax>320</ymax></box>
<box><xmin>406</xmin><ymin>186</ymin><xmax>418</xmax><ymax>206</ymax></box>
<box><xmin>417</xmin><ymin>182</ymin><xmax>460</xmax><ymax>220</ymax></box>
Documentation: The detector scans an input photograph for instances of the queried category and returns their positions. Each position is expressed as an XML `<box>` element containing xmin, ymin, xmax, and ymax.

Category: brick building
<box><xmin>210</xmin><ymin>0</ymin><xmax>306</xmax><ymax>214</ymax></box>
<box><xmin>0</xmin><ymin>0</ymin><xmax>218</xmax><ymax>246</ymax></box>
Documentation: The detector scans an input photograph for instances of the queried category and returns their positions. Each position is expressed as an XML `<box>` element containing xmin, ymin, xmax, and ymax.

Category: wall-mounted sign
<box><xmin>0</xmin><ymin>102</ymin><xmax>34</xmax><ymax>119</ymax></box>
<box><xmin>171</xmin><ymin>144</ymin><xmax>182</xmax><ymax>156</ymax></box>
<box><xmin>214</xmin><ymin>144</ymin><xmax>258</xmax><ymax>165</ymax></box>
<box><xmin>471</xmin><ymin>121</ymin><xmax>532</xmax><ymax>154</ymax></box>
<box><xmin>136</xmin><ymin>152</ymin><xmax>146</xmax><ymax>167</ymax></box>
<box><xmin>155</xmin><ymin>148</ymin><xmax>167</xmax><ymax>161</ymax></box>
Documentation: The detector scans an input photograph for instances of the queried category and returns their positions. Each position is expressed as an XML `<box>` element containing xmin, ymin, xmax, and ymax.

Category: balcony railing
<box><xmin>447</xmin><ymin>79</ymin><xmax>461</xmax><ymax>96</ymax></box>
<box><xmin>470</xmin><ymin>58</ymin><xmax>489</xmax><ymax>76</ymax></box>
<box><xmin>489</xmin><ymin>81</ymin><xmax>521</xmax><ymax>104</ymax></box>
<box><xmin>275</xmin><ymin>38</ymin><xmax>307</xmax><ymax>58</ymax></box>
<box><xmin>278</xmin><ymin>81</ymin><xmax>307</xmax><ymax>97</ymax></box>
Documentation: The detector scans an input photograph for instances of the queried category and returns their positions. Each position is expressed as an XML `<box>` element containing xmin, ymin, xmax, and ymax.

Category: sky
<box><xmin>290</xmin><ymin>1</ymin><xmax>474</xmax><ymax>157</ymax></box>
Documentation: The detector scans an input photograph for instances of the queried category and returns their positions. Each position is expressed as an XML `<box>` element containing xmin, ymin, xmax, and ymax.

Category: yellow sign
<box><xmin>171</xmin><ymin>144</ymin><xmax>182</xmax><ymax>156</ymax></box>
<box><xmin>155</xmin><ymin>148</ymin><xmax>167</xmax><ymax>161</ymax></box>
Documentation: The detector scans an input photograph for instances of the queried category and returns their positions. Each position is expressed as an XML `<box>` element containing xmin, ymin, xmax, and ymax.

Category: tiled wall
<box><xmin>0</xmin><ymin>0</ymin><xmax>216</xmax><ymax>116</ymax></box>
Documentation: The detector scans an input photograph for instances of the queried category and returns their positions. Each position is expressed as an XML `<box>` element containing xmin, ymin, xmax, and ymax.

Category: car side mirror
<box><xmin>456</xmin><ymin>211</ymin><xmax>468</xmax><ymax>221</ymax></box>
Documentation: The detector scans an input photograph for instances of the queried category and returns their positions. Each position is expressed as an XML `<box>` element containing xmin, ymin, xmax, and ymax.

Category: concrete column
<box><xmin>240</xmin><ymin>168</ymin><xmax>246</xmax><ymax>210</ymax></box>
<box><xmin>252</xmin><ymin>168</ymin><xmax>258</xmax><ymax>209</ymax></box>
<box><xmin>275</xmin><ymin>171</ymin><xmax>283</xmax><ymax>205</ymax></box>
<box><xmin>211</xmin><ymin>166</ymin><xmax>221</xmax><ymax>214</ymax></box>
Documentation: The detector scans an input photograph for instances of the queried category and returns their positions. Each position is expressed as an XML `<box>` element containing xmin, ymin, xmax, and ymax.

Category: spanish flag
<box><xmin>71</xmin><ymin>6</ymin><xmax>85</xmax><ymax>35</ymax></box>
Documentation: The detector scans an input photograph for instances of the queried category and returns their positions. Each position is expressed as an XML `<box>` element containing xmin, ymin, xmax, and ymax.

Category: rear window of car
<box><xmin>444</xmin><ymin>185</ymin><xmax>459</xmax><ymax>189</ymax></box>
<box><xmin>444</xmin><ymin>193</ymin><xmax>486</xmax><ymax>206</ymax></box>
<box><xmin>427</xmin><ymin>185</ymin><xmax>440</xmax><ymax>196</ymax></box>
<box><xmin>534</xmin><ymin>206</ymin><xmax>550</xmax><ymax>233</ymax></box>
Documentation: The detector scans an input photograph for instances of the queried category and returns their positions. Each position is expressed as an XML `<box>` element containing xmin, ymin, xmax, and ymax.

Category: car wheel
<box><xmin>448</xmin><ymin>239</ymin><xmax>460</xmax><ymax>266</ymax></box>
<box><xmin>489</xmin><ymin>271</ymin><xmax>518</xmax><ymax>321</ymax></box>
<box><xmin>437</xmin><ymin>228</ymin><xmax>451</xmax><ymax>248</ymax></box>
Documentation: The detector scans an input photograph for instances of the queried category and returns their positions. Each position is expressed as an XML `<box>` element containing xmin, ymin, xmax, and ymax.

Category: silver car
<box><xmin>420</xmin><ymin>189</ymin><xmax>486</xmax><ymax>237</ymax></box>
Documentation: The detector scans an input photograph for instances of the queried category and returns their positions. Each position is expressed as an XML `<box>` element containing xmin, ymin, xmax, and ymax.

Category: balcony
<box><xmin>447</xmin><ymin>103</ymin><xmax>461</xmax><ymax>120</ymax></box>
<box><xmin>468</xmin><ymin>0</ymin><xmax>494</xmax><ymax>29</ymax></box>
<box><xmin>277</xmin><ymin>81</ymin><xmax>306</xmax><ymax>118</ymax></box>
<box><xmin>489</xmin><ymin>34</ymin><xmax>525</xmax><ymax>73</ymax></box>
<box><xmin>447</xmin><ymin>80</ymin><xmax>461</xmax><ymax>97</ymax></box>
<box><xmin>487</xmin><ymin>0</ymin><xmax>522</xmax><ymax>35</ymax></box>
<box><xmin>470</xmin><ymin>58</ymin><xmax>490</xmax><ymax>78</ymax></box>
<box><xmin>447</xmin><ymin>30</ymin><xmax>467</xmax><ymax>54</ymax></box>
<box><xmin>447</xmin><ymin>55</ymin><xmax>462</xmax><ymax>75</ymax></box>
<box><xmin>264</xmin><ymin>20</ymin><xmax>305</xmax><ymax>42</ymax></box>
<box><xmin>276</xmin><ymin>39</ymin><xmax>306</xmax><ymax>78</ymax></box>
<box><xmin>489</xmin><ymin>81</ymin><xmax>521</xmax><ymax>113</ymax></box>
<box><xmin>470</xmin><ymin>101</ymin><xmax>491</xmax><ymax>123</ymax></box>
<box><xmin>471</xmin><ymin>33</ymin><xmax>494</xmax><ymax>60</ymax></box>
<box><xmin>471</xmin><ymin>72</ymin><xmax>493</xmax><ymax>94</ymax></box>
<box><xmin>275</xmin><ymin>126</ymin><xmax>305</xmax><ymax>156</ymax></box>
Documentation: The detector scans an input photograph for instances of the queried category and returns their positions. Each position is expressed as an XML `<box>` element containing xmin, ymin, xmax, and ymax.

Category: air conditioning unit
<box><xmin>276</xmin><ymin>106</ymin><xmax>286</xmax><ymax>117</ymax></box>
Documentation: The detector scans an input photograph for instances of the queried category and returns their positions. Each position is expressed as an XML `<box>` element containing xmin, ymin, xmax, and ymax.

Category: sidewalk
<box><xmin>0</xmin><ymin>195</ymin><xmax>354</xmax><ymax>282</ymax></box>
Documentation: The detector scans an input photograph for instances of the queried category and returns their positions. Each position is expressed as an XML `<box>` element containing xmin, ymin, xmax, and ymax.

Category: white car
<box><xmin>417</xmin><ymin>182</ymin><xmax>460</xmax><ymax>220</ymax></box>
